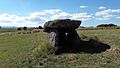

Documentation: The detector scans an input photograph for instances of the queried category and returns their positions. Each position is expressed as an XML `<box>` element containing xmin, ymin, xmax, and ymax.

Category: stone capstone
<box><xmin>43</xmin><ymin>19</ymin><xmax>81</xmax><ymax>32</ymax></box>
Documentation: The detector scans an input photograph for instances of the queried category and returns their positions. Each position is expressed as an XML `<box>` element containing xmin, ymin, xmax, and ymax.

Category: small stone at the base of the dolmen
<box><xmin>43</xmin><ymin>19</ymin><xmax>81</xmax><ymax>48</ymax></box>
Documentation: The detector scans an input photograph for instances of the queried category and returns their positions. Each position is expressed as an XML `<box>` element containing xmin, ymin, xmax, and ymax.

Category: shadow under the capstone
<box><xmin>55</xmin><ymin>37</ymin><xmax>110</xmax><ymax>55</ymax></box>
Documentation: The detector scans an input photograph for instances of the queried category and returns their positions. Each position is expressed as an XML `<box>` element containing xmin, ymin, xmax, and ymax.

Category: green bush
<box><xmin>38</xmin><ymin>26</ymin><xmax>43</xmax><ymax>29</ymax></box>
<box><xmin>17</xmin><ymin>28</ymin><xmax>22</xmax><ymax>31</ymax></box>
<box><xmin>23</xmin><ymin>27</ymin><xmax>27</xmax><ymax>30</ymax></box>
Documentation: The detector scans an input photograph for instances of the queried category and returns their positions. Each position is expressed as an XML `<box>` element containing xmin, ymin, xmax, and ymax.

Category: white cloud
<box><xmin>71</xmin><ymin>13</ymin><xmax>92</xmax><ymax>21</ymax></box>
<box><xmin>99</xmin><ymin>6</ymin><xmax>106</xmax><ymax>10</ymax></box>
<box><xmin>95</xmin><ymin>9</ymin><xmax>120</xmax><ymax>16</ymax></box>
<box><xmin>50</xmin><ymin>12</ymin><xmax>71</xmax><ymax>20</ymax></box>
<box><xmin>80</xmin><ymin>6</ymin><xmax>87</xmax><ymax>8</ymax></box>
<box><xmin>44</xmin><ymin>9</ymin><xmax>62</xmax><ymax>14</ymax></box>
<box><xmin>30</xmin><ymin>12</ymin><xmax>46</xmax><ymax>16</ymax></box>
<box><xmin>0</xmin><ymin>13</ymin><xmax>15</xmax><ymax>22</ymax></box>
<box><xmin>96</xmin><ymin>14</ymin><xmax>114</xmax><ymax>20</ymax></box>
<box><xmin>95</xmin><ymin>9</ymin><xmax>120</xmax><ymax>20</ymax></box>
<box><xmin>0</xmin><ymin>9</ymin><xmax>93</xmax><ymax>27</ymax></box>
<box><xmin>95</xmin><ymin>9</ymin><xmax>111</xmax><ymax>16</ymax></box>
<box><xmin>0</xmin><ymin>13</ymin><xmax>46</xmax><ymax>27</ymax></box>
<box><xmin>46</xmin><ymin>9</ymin><xmax>92</xmax><ymax>21</ymax></box>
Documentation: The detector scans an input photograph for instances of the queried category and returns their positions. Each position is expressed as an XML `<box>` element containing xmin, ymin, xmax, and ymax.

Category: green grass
<box><xmin>0</xmin><ymin>32</ymin><xmax>49</xmax><ymax>68</ymax></box>
<box><xmin>78</xmin><ymin>29</ymin><xmax>120</xmax><ymax>47</ymax></box>
<box><xmin>0</xmin><ymin>28</ymin><xmax>17</xmax><ymax>33</ymax></box>
<box><xmin>0</xmin><ymin>29</ymin><xmax>120</xmax><ymax>68</ymax></box>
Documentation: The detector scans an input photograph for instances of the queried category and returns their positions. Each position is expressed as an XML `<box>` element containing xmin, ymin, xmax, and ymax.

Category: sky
<box><xmin>0</xmin><ymin>0</ymin><xmax>120</xmax><ymax>27</ymax></box>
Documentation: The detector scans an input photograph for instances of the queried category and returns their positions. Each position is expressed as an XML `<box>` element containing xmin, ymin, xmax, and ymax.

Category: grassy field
<box><xmin>0</xmin><ymin>28</ymin><xmax>17</xmax><ymax>33</ymax></box>
<box><xmin>0</xmin><ymin>29</ymin><xmax>120</xmax><ymax>68</ymax></box>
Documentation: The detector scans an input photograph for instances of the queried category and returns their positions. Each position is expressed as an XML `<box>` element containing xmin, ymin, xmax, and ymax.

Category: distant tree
<box><xmin>97</xmin><ymin>24</ymin><xmax>117</xmax><ymax>27</ymax></box>
<box><xmin>23</xmin><ymin>26</ymin><xmax>27</xmax><ymax>30</ymax></box>
<box><xmin>17</xmin><ymin>28</ymin><xmax>22</xmax><ymax>31</ymax></box>
<box><xmin>108</xmin><ymin>24</ymin><xmax>117</xmax><ymax>27</ymax></box>
<box><xmin>0</xmin><ymin>26</ymin><xmax>1</xmax><ymax>29</ymax></box>
<box><xmin>97</xmin><ymin>24</ymin><xmax>107</xmax><ymax>27</ymax></box>
<box><xmin>38</xmin><ymin>26</ymin><xmax>43</xmax><ymax>29</ymax></box>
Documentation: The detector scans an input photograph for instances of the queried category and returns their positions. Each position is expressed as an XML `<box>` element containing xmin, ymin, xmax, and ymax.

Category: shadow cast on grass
<box><xmin>55</xmin><ymin>37</ymin><xmax>110</xmax><ymax>54</ymax></box>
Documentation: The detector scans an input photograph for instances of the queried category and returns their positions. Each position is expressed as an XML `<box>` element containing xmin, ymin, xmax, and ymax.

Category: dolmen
<box><xmin>43</xmin><ymin>19</ymin><xmax>81</xmax><ymax>48</ymax></box>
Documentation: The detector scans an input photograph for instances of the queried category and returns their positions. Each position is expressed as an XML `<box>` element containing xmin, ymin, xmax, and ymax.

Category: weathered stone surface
<box><xmin>43</xmin><ymin>19</ymin><xmax>81</xmax><ymax>32</ymax></box>
<box><xmin>48</xmin><ymin>30</ymin><xmax>59</xmax><ymax>47</ymax></box>
<box><xmin>44</xmin><ymin>19</ymin><xmax>81</xmax><ymax>48</ymax></box>
<box><xmin>48</xmin><ymin>30</ymin><xmax>66</xmax><ymax>47</ymax></box>
<box><xmin>66</xmin><ymin>30</ymin><xmax>81</xmax><ymax>47</ymax></box>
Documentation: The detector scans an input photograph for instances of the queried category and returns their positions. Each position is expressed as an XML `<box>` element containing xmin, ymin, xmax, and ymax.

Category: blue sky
<box><xmin>0</xmin><ymin>0</ymin><xmax>120</xmax><ymax>27</ymax></box>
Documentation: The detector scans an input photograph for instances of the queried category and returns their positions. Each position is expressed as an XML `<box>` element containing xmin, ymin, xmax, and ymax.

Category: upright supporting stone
<box><xmin>48</xmin><ymin>30</ymin><xmax>59</xmax><ymax>47</ymax></box>
<box><xmin>66</xmin><ymin>30</ymin><xmax>81</xmax><ymax>47</ymax></box>
<box><xmin>58</xmin><ymin>31</ymin><xmax>66</xmax><ymax>47</ymax></box>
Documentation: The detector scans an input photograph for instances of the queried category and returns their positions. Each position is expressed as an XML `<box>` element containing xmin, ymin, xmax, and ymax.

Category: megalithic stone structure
<box><xmin>43</xmin><ymin>19</ymin><xmax>81</xmax><ymax>47</ymax></box>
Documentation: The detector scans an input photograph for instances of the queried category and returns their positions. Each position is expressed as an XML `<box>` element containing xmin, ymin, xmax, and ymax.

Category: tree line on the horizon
<box><xmin>0</xmin><ymin>26</ymin><xmax>42</xmax><ymax>29</ymax></box>
<box><xmin>96</xmin><ymin>24</ymin><xmax>117</xmax><ymax>27</ymax></box>
<box><xmin>17</xmin><ymin>26</ymin><xmax>43</xmax><ymax>31</ymax></box>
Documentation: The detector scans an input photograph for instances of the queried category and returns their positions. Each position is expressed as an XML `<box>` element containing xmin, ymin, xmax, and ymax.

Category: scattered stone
<box><xmin>107</xmin><ymin>47</ymin><xmax>120</xmax><ymax>52</ymax></box>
